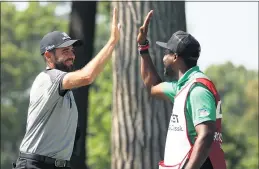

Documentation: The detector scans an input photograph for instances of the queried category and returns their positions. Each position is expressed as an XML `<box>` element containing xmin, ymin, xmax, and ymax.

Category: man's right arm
<box><xmin>140</xmin><ymin>52</ymin><xmax>172</xmax><ymax>101</ymax></box>
<box><xmin>138</xmin><ymin>10</ymin><xmax>173</xmax><ymax>101</ymax></box>
<box><xmin>62</xmin><ymin>40</ymin><xmax>116</xmax><ymax>90</ymax></box>
<box><xmin>62</xmin><ymin>7</ymin><xmax>120</xmax><ymax>90</ymax></box>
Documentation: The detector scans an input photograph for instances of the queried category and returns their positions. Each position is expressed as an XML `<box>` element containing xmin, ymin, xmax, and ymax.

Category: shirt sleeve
<box><xmin>160</xmin><ymin>81</ymin><xmax>178</xmax><ymax>102</ymax></box>
<box><xmin>187</xmin><ymin>83</ymin><xmax>216</xmax><ymax>126</ymax></box>
<box><xmin>45</xmin><ymin>69</ymin><xmax>68</xmax><ymax>97</ymax></box>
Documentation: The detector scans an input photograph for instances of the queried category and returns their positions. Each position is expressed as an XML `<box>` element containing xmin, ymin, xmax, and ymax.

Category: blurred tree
<box><xmin>111</xmin><ymin>2</ymin><xmax>186</xmax><ymax>169</ymax></box>
<box><xmin>68</xmin><ymin>2</ymin><xmax>97</xmax><ymax>169</ymax></box>
<box><xmin>1</xmin><ymin>2</ymin><xmax>68</xmax><ymax>169</ymax></box>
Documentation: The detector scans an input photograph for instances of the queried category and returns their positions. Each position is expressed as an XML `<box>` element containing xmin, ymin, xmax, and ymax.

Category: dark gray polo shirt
<box><xmin>19</xmin><ymin>68</ymin><xmax>78</xmax><ymax>160</ymax></box>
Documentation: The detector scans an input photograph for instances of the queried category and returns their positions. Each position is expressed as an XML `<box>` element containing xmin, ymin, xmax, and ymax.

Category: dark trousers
<box><xmin>183</xmin><ymin>158</ymin><xmax>213</xmax><ymax>169</ymax></box>
<box><xmin>200</xmin><ymin>158</ymin><xmax>213</xmax><ymax>169</ymax></box>
<box><xmin>13</xmin><ymin>157</ymin><xmax>71</xmax><ymax>169</ymax></box>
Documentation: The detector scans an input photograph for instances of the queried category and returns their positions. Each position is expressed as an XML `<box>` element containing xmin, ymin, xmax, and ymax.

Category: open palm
<box><xmin>110</xmin><ymin>8</ymin><xmax>121</xmax><ymax>43</ymax></box>
<box><xmin>137</xmin><ymin>10</ymin><xmax>153</xmax><ymax>45</ymax></box>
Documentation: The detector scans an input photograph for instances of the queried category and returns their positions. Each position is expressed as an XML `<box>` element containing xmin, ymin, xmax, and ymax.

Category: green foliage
<box><xmin>88</xmin><ymin>61</ymin><xmax>112</xmax><ymax>169</ymax></box>
<box><xmin>1</xmin><ymin>2</ymin><xmax>68</xmax><ymax>169</ymax></box>
<box><xmin>205</xmin><ymin>62</ymin><xmax>258</xmax><ymax>169</ymax></box>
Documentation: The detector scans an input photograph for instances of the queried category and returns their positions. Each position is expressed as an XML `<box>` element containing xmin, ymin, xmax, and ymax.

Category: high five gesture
<box><xmin>137</xmin><ymin>10</ymin><xmax>153</xmax><ymax>45</ymax></box>
<box><xmin>62</xmin><ymin>7</ymin><xmax>122</xmax><ymax>90</ymax></box>
<box><xmin>110</xmin><ymin>8</ymin><xmax>121</xmax><ymax>44</ymax></box>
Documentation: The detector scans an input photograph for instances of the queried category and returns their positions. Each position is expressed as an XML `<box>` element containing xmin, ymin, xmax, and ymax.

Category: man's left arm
<box><xmin>184</xmin><ymin>84</ymin><xmax>216</xmax><ymax>169</ymax></box>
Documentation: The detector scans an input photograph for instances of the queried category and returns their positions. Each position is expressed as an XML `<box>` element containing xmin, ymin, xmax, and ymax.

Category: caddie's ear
<box><xmin>173</xmin><ymin>53</ymin><xmax>178</xmax><ymax>61</ymax></box>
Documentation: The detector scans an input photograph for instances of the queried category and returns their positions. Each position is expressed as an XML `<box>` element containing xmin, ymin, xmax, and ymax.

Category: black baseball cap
<box><xmin>40</xmin><ymin>31</ymin><xmax>83</xmax><ymax>55</ymax></box>
<box><xmin>156</xmin><ymin>30</ymin><xmax>201</xmax><ymax>60</ymax></box>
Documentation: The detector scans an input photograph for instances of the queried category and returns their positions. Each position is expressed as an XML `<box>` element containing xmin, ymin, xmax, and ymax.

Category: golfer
<box><xmin>13</xmin><ymin>8</ymin><xmax>121</xmax><ymax>169</ymax></box>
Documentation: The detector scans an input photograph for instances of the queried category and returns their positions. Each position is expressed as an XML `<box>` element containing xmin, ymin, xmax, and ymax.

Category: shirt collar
<box><xmin>177</xmin><ymin>66</ymin><xmax>200</xmax><ymax>86</ymax></box>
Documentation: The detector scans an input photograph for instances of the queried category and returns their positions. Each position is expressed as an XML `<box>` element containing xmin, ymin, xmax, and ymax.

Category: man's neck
<box><xmin>46</xmin><ymin>63</ymin><xmax>55</xmax><ymax>69</ymax></box>
<box><xmin>177</xmin><ymin>66</ymin><xmax>189</xmax><ymax>80</ymax></box>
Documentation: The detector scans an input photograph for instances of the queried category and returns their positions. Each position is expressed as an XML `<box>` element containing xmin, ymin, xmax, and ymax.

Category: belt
<box><xmin>19</xmin><ymin>152</ymin><xmax>71</xmax><ymax>168</ymax></box>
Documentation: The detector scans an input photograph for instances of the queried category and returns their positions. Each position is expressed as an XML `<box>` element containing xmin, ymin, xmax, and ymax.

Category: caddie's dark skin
<box><xmin>137</xmin><ymin>10</ymin><xmax>215</xmax><ymax>169</ymax></box>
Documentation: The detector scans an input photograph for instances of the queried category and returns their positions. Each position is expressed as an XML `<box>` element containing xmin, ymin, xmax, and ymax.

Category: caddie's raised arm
<box><xmin>138</xmin><ymin>10</ymin><xmax>171</xmax><ymax>101</ymax></box>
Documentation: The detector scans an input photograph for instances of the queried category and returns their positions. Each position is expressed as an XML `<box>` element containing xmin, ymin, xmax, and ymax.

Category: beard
<box><xmin>164</xmin><ymin>66</ymin><xmax>178</xmax><ymax>81</ymax></box>
<box><xmin>54</xmin><ymin>58</ymin><xmax>74</xmax><ymax>72</ymax></box>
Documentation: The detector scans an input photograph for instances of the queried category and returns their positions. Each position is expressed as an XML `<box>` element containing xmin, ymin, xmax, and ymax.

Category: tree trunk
<box><xmin>111</xmin><ymin>2</ymin><xmax>186</xmax><ymax>169</ymax></box>
<box><xmin>69</xmin><ymin>2</ymin><xmax>97</xmax><ymax>169</ymax></box>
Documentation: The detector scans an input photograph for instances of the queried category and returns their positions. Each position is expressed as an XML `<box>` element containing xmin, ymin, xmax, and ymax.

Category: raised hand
<box><xmin>137</xmin><ymin>10</ymin><xmax>153</xmax><ymax>45</ymax></box>
<box><xmin>110</xmin><ymin>7</ymin><xmax>121</xmax><ymax>43</ymax></box>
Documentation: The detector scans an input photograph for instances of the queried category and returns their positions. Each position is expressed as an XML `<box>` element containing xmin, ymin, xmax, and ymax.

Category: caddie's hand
<box><xmin>137</xmin><ymin>10</ymin><xmax>153</xmax><ymax>45</ymax></box>
<box><xmin>110</xmin><ymin>7</ymin><xmax>121</xmax><ymax>44</ymax></box>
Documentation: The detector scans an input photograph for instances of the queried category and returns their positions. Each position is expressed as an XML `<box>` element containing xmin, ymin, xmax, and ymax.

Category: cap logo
<box><xmin>62</xmin><ymin>32</ymin><xmax>71</xmax><ymax>41</ymax></box>
<box><xmin>45</xmin><ymin>45</ymin><xmax>55</xmax><ymax>51</ymax></box>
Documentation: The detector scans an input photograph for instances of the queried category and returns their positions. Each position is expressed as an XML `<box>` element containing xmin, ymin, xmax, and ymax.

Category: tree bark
<box><xmin>69</xmin><ymin>2</ymin><xmax>97</xmax><ymax>169</ymax></box>
<box><xmin>111</xmin><ymin>2</ymin><xmax>186</xmax><ymax>169</ymax></box>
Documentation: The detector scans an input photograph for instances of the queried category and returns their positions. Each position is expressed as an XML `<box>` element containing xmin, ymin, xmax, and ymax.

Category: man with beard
<box><xmin>13</xmin><ymin>8</ymin><xmax>121</xmax><ymax>169</ymax></box>
<box><xmin>137</xmin><ymin>10</ymin><xmax>227</xmax><ymax>169</ymax></box>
